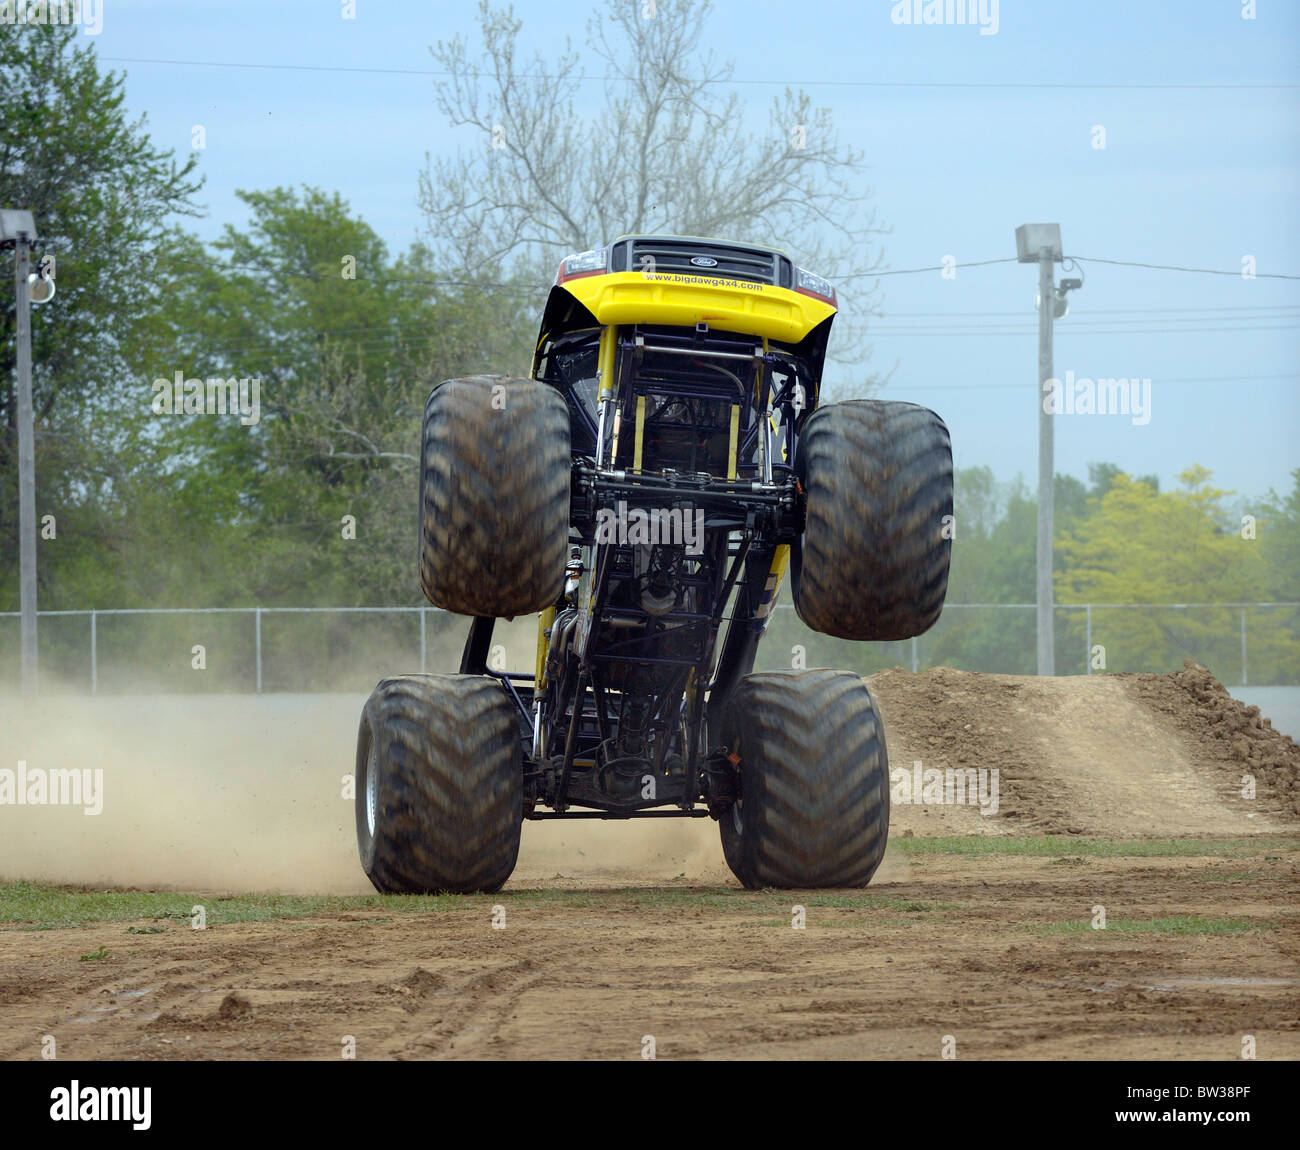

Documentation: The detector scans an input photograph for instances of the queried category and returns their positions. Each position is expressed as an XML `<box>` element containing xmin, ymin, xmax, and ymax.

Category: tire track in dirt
<box><xmin>385</xmin><ymin>958</ymin><xmax>548</xmax><ymax>1058</ymax></box>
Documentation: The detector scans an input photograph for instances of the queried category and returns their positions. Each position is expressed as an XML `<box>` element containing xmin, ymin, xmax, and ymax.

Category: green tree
<box><xmin>931</xmin><ymin>469</ymin><xmax>1080</xmax><ymax>673</ymax></box>
<box><xmin>1</xmin><ymin>25</ymin><xmax>201</xmax><ymax>609</ymax></box>
<box><xmin>1250</xmin><ymin>469</ymin><xmax>1300</xmax><ymax>682</ymax></box>
<box><xmin>129</xmin><ymin>187</ymin><xmax>513</xmax><ymax>607</ymax></box>
<box><xmin>6</xmin><ymin>180</ymin><xmax>510</xmax><ymax>618</ymax></box>
<box><xmin>1055</xmin><ymin>466</ymin><xmax>1291</xmax><ymax>678</ymax></box>
<box><xmin>1256</xmin><ymin>469</ymin><xmax>1300</xmax><ymax>601</ymax></box>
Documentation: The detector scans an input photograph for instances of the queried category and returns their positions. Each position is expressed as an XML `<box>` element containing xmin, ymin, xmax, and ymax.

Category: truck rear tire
<box><xmin>794</xmin><ymin>399</ymin><xmax>952</xmax><ymax>641</ymax></box>
<box><xmin>356</xmin><ymin>674</ymin><xmax>522</xmax><ymax>894</ymax></box>
<box><xmin>419</xmin><ymin>376</ymin><xmax>570</xmax><ymax>618</ymax></box>
<box><xmin>719</xmin><ymin>669</ymin><xmax>890</xmax><ymax>889</ymax></box>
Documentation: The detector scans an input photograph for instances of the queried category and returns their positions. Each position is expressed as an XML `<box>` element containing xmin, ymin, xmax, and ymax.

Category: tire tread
<box><xmin>419</xmin><ymin>376</ymin><xmax>569</xmax><ymax>617</ymax></box>
<box><xmin>720</xmin><ymin>669</ymin><xmax>889</xmax><ymax>889</ymax></box>
<box><xmin>796</xmin><ymin>400</ymin><xmax>952</xmax><ymax>641</ymax></box>
<box><xmin>357</xmin><ymin>674</ymin><xmax>521</xmax><ymax>894</ymax></box>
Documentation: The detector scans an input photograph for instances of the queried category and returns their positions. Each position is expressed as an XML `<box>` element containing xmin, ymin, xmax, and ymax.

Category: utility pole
<box><xmin>1016</xmin><ymin>224</ymin><xmax>1063</xmax><ymax>677</ymax></box>
<box><xmin>2</xmin><ymin>209</ymin><xmax>39</xmax><ymax>695</ymax></box>
<box><xmin>1036</xmin><ymin>246</ymin><xmax>1054</xmax><ymax>677</ymax></box>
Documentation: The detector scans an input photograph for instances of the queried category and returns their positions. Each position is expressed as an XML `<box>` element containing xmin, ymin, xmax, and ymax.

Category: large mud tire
<box><xmin>419</xmin><ymin>376</ymin><xmax>570</xmax><ymax>617</ymax></box>
<box><xmin>794</xmin><ymin>399</ymin><xmax>952</xmax><ymax>641</ymax></box>
<box><xmin>719</xmin><ymin>669</ymin><xmax>890</xmax><ymax>890</ymax></box>
<box><xmin>356</xmin><ymin>674</ymin><xmax>522</xmax><ymax>894</ymax></box>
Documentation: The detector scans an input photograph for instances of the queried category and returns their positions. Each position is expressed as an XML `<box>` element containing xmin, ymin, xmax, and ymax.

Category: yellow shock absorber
<box><xmin>753</xmin><ymin>545</ymin><xmax>790</xmax><ymax>634</ymax></box>
<box><xmin>595</xmin><ymin>324</ymin><xmax>617</xmax><ymax>466</ymax></box>
<box><xmin>597</xmin><ymin>324</ymin><xmax>616</xmax><ymax>402</ymax></box>
<box><xmin>535</xmin><ymin>606</ymin><xmax>555</xmax><ymax>688</ymax></box>
<box><xmin>727</xmin><ymin>403</ymin><xmax>739</xmax><ymax>479</ymax></box>
<box><xmin>633</xmin><ymin>393</ymin><xmax>646</xmax><ymax>472</ymax></box>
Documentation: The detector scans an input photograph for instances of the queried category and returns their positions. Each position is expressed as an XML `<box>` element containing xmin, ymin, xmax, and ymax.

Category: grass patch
<box><xmin>1033</xmin><ymin>915</ymin><xmax>1276</xmax><ymax>937</ymax></box>
<box><xmin>892</xmin><ymin>836</ymin><xmax>1300</xmax><ymax>859</ymax></box>
<box><xmin>0</xmin><ymin>881</ymin><xmax>737</xmax><ymax>929</ymax></box>
<box><xmin>0</xmin><ymin>882</ymin><xmax>492</xmax><ymax>930</ymax></box>
<box><xmin>0</xmin><ymin>880</ymin><xmax>965</xmax><ymax>931</ymax></box>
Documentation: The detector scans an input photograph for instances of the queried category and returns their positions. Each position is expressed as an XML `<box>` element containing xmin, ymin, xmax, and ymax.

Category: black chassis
<box><xmin>459</xmin><ymin>318</ymin><xmax>830</xmax><ymax>822</ymax></box>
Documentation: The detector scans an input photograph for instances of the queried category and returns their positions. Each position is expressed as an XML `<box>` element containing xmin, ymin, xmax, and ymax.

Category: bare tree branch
<box><xmin>418</xmin><ymin>0</ymin><xmax>888</xmax><ymax>383</ymax></box>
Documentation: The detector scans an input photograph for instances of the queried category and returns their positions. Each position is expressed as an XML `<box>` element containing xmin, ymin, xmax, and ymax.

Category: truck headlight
<box><xmin>794</xmin><ymin>266</ymin><xmax>836</xmax><ymax>306</ymax></box>
<box><xmin>557</xmin><ymin>248</ymin><xmax>608</xmax><ymax>284</ymax></box>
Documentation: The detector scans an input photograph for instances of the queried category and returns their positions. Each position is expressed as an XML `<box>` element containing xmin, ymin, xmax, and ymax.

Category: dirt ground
<box><xmin>1</xmin><ymin>846</ymin><xmax>1297</xmax><ymax>1061</ymax></box>
<box><xmin>1</xmin><ymin>663</ymin><xmax>1297</xmax><ymax>1060</ymax></box>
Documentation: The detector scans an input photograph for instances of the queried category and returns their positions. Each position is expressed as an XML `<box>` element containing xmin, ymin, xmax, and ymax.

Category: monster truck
<box><xmin>356</xmin><ymin>235</ymin><xmax>952</xmax><ymax>892</ymax></box>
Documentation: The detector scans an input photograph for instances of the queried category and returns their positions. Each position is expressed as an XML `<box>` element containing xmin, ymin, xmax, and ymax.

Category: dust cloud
<box><xmin>0</xmin><ymin>683</ymin><xmax>741</xmax><ymax>894</ymax></box>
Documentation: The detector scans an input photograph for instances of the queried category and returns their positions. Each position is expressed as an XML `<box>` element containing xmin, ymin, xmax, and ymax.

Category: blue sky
<box><xmin>79</xmin><ymin>0</ymin><xmax>1299</xmax><ymax>503</ymax></box>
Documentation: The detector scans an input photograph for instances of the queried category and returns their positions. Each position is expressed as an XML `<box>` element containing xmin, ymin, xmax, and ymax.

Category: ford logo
<box><xmin>690</xmin><ymin>256</ymin><xmax>718</xmax><ymax>267</ymax></box>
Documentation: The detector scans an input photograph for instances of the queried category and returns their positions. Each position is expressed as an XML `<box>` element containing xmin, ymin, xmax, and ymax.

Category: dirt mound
<box><xmin>1124</xmin><ymin>661</ymin><xmax>1300</xmax><ymax>819</ymax></box>
<box><xmin>866</xmin><ymin>662</ymin><xmax>1297</xmax><ymax>837</ymax></box>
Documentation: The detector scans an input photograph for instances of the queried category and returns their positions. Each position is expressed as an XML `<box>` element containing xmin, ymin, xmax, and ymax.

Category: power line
<box><xmin>867</xmin><ymin>324</ymin><xmax>1300</xmax><ymax>336</ymax></box>
<box><xmin>883</xmin><ymin>305</ymin><xmax>1300</xmax><ymax>317</ymax></box>
<box><xmin>145</xmin><ymin>250</ymin><xmax>1300</xmax><ymax>290</ymax></box>
<box><xmin>133</xmin><ymin>304</ymin><xmax>1300</xmax><ymax>350</ymax></box>
<box><xmin>130</xmin><ymin>311</ymin><xmax>1300</xmax><ymax>360</ymax></box>
<box><xmin>1072</xmin><ymin>255</ymin><xmax>1300</xmax><ymax>281</ymax></box>
<box><xmin>97</xmin><ymin>57</ymin><xmax>1300</xmax><ymax>90</ymax></box>
<box><xmin>874</xmin><ymin>316</ymin><xmax>1300</xmax><ymax>328</ymax></box>
<box><xmin>846</xmin><ymin>255</ymin><xmax>1300</xmax><ymax>281</ymax></box>
<box><xmin>871</xmin><ymin>319</ymin><xmax>1300</xmax><ymax>331</ymax></box>
<box><xmin>888</xmin><ymin>374</ymin><xmax>1300</xmax><ymax>392</ymax></box>
<box><xmin>842</xmin><ymin>258</ymin><xmax>1018</xmax><ymax>280</ymax></box>
<box><xmin>137</xmin><ymin>320</ymin><xmax>1300</xmax><ymax>369</ymax></box>
<box><xmin>126</xmin><ymin>252</ymin><xmax>1300</xmax><ymax>362</ymax></box>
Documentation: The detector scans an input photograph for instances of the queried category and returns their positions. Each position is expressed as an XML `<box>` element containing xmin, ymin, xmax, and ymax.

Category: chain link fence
<box><xmin>1</xmin><ymin>602</ymin><xmax>1296</xmax><ymax>694</ymax></box>
<box><xmin>756</xmin><ymin>602</ymin><xmax>1300</xmax><ymax>685</ymax></box>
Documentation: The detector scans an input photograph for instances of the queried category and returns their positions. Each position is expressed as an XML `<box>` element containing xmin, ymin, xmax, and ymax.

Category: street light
<box><xmin>1</xmin><ymin>209</ymin><xmax>39</xmax><ymax>695</ymax></box>
<box><xmin>28</xmin><ymin>272</ymin><xmax>55</xmax><ymax>305</ymax></box>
